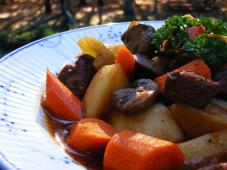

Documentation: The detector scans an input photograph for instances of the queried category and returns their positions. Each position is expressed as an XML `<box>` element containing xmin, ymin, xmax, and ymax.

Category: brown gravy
<box><xmin>44</xmin><ymin>109</ymin><xmax>104</xmax><ymax>170</ymax></box>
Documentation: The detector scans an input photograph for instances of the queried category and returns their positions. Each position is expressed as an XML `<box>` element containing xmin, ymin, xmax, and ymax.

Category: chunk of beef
<box><xmin>112</xmin><ymin>79</ymin><xmax>159</xmax><ymax>113</ymax></box>
<box><xmin>121</xmin><ymin>24</ymin><xmax>156</xmax><ymax>57</ymax></box>
<box><xmin>58</xmin><ymin>65</ymin><xmax>77</xmax><ymax>83</ymax></box>
<box><xmin>58</xmin><ymin>54</ymin><xmax>96</xmax><ymax>98</ymax></box>
<box><xmin>164</xmin><ymin>71</ymin><xmax>220</xmax><ymax>108</ymax></box>
<box><xmin>184</xmin><ymin>151</ymin><xmax>227</xmax><ymax>170</ymax></box>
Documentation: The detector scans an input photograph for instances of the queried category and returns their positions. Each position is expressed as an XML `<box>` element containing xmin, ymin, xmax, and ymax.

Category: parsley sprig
<box><xmin>152</xmin><ymin>15</ymin><xmax>227</xmax><ymax>69</ymax></box>
<box><xmin>183</xmin><ymin>35</ymin><xmax>227</xmax><ymax>68</ymax></box>
<box><xmin>152</xmin><ymin>15</ymin><xmax>201</xmax><ymax>48</ymax></box>
<box><xmin>199</xmin><ymin>16</ymin><xmax>227</xmax><ymax>35</ymax></box>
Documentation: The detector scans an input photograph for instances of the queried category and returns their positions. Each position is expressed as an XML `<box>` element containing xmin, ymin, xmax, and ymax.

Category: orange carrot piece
<box><xmin>43</xmin><ymin>69</ymin><xmax>83</xmax><ymax>121</ymax></box>
<box><xmin>67</xmin><ymin>118</ymin><xmax>116</xmax><ymax>153</ymax></box>
<box><xmin>116</xmin><ymin>47</ymin><xmax>135</xmax><ymax>80</ymax></box>
<box><xmin>104</xmin><ymin>130</ymin><xmax>184</xmax><ymax>170</ymax></box>
<box><xmin>155</xmin><ymin>59</ymin><xmax>212</xmax><ymax>91</ymax></box>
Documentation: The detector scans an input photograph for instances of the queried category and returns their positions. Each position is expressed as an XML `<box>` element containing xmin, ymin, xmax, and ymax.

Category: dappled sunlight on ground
<box><xmin>0</xmin><ymin>0</ymin><xmax>226</xmax><ymax>56</ymax></box>
<box><xmin>0</xmin><ymin>0</ymin><xmax>226</xmax><ymax>30</ymax></box>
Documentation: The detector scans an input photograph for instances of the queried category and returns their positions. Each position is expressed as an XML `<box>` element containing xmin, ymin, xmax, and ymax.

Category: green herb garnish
<box><xmin>152</xmin><ymin>15</ymin><xmax>200</xmax><ymax>48</ymax></box>
<box><xmin>152</xmin><ymin>15</ymin><xmax>226</xmax><ymax>48</ymax></box>
<box><xmin>152</xmin><ymin>15</ymin><xmax>227</xmax><ymax>69</ymax></box>
<box><xmin>183</xmin><ymin>35</ymin><xmax>227</xmax><ymax>68</ymax></box>
<box><xmin>198</xmin><ymin>16</ymin><xmax>227</xmax><ymax>35</ymax></box>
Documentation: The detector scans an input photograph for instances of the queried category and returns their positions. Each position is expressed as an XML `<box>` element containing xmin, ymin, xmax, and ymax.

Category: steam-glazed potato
<box><xmin>107</xmin><ymin>44</ymin><xmax>125</xmax><ymax>56</ymax></box>
<box><xmin>108</xmin><ymin>103</ymin><xmax>184</xmax><ymax>142</ymax></box>
<box><xmin>170</xmin><ymin>100</ymin><xmax>227</xmax><ymax>138</ymax></box>
<box><xmin>84</xmin><ymin>64</ymin><xmax>129</xmax><ymax>118</ymax></box>
<box><xmin>179</xmin><ymin>130</ymin><xmax>227</xmax><ymax>161</ymax></box>
<box><xmin>77</xmin><ymin>37</ymin><xmax>116</xmax><ymax>69</ymax></box>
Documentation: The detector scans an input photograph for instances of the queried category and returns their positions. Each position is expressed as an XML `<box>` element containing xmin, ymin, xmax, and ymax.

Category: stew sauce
<box><xmin>44</xmin><ymin>107</ymin><xmax>103</xmax><ymax>170</ymax></box>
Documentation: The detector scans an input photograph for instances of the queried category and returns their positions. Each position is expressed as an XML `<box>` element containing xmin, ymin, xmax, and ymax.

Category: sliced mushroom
<box><xmin>134</xmin><ymin>54</ymin><xmax>170</xmax><ymax>76</ymax></box>
<box><xmin>133</xmin><ymin>54</ymin><xmax>171</xmax><ymax>81</ymax></box>
<box><xmin>169</xmin><ymin>52</ymin><xmax>196</xmax><ymax>71</ymax></box>
<box><xmin>112</xmin><ymin>79</ymin><xmax>160</xmax><ymax>113</ymax></box>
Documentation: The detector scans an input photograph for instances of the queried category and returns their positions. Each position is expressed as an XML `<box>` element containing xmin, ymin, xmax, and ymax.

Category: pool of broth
<box><xmin>44</xmin><ymin>110</ymin><xmax>104</xmax><ymax>170</ymax></box>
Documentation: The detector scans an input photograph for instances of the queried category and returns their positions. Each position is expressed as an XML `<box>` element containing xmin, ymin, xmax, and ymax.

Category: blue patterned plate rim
<box><xmin>0</xmin><ymin>21</ymin><xmax>164</xmax><ymax>63</ymax></box>
<box><xmin>0</xmin><ymin>20</ymin><xmax>164</xmax><ymax>170</ymax></box>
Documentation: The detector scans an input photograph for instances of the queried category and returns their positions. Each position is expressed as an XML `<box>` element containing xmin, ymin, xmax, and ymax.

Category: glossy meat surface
<box><xmin>164</xmin><ymin>71</ymin><xmax>220</xmax><ymax>108</ymax></box>
<box><xmin>112</xmin><ymin>79</ymin><xmax>159</xmax><ymax>113</ymax></box>
<box><xmin>58</xmin><ymin>54</ymin><xmax>96</xmax><ymax>98</ymax></box>
<box><xmin>121</xmin><ymin>24</ymin><xmax>156</xmax><ymax>57</ymax></box>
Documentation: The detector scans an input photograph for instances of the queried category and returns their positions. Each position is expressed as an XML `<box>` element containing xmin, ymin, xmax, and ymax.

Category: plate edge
<box><xmin>0</xmin><ymin>152</ymin><xmax>17</xmax><ymax>170</ymax></box>
<box><xmin>0</xmin><ymin>21</ymin><xmax>164</xmax><ymax>64</ymax></box>
<box><xmin>0</xmin><ymin>20</ymin><xmax>164</xmax><ymax>170</ymax></box>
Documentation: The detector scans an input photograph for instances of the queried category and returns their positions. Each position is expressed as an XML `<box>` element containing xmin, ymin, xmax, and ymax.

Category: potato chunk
<box><xmin>107</xmin><ymin>44</ymin><xmax>125</xmax><ymax>56</ymax></box>
<box><xmin>77</xmin><ymin>37</ymin><xmax>115</xmax><ymax>69</ymax></box>
<box><xmin>84</xmin><ymin>64</ymin><xmax>129</xmax><ymax>118</ymax></box>
<box><xmin>108</xmin><ymin>103</ymin><xmax>184</xmax><ymax>142</ymax></box>
<box><xmin>170</xmin><ymin>101</ymin><xmax>227</xmax><ymax>138</ymax></box>
<box><xmin>179</xmin><ymin>130</ymin><xmax>227</xmax><ymax>161</ymax></box>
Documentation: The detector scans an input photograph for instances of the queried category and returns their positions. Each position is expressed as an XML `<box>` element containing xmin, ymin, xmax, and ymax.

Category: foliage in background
<box><xmin>0</xmin><ymin>0</ymin><xmax>226</xmax><ymax>57</ymax></box>
<box><xmin>0</xmin><ymin>24</ymin><xmax>61</xmax><ymax>56</ymax></box>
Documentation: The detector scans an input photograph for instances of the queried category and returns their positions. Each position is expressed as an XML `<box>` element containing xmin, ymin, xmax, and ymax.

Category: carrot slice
<box><xmin>43</xmin><ymin>69</ymin><xmax>83</xmax><ymax>121</ymax></box>
<box><xmin>155</xmin><ymin>59</ymin><xmax>212</xmax><ymax>91</ymax></box>
<box><xmin>67</xmin><ymin>118</ymin><xmax>116</xmax><ymax>153</ymax></box>
<box><xmin>116</xmin><ymin>47</ymin><xmax>135</xmax><ymax>80</ymax></box>
<box><xmin>104</xmin><ymin>130</ymin><xmax>184</xmax><ymax>170</ymax></box>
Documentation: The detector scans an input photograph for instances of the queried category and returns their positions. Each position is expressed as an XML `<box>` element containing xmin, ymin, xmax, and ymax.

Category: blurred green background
<box><xmin>0</xmin><ymin>0</ymin><xmax>226</xmax><ymax>57</ymax></box>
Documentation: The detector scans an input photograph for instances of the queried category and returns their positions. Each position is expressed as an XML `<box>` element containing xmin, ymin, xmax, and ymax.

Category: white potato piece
<box><xmin>77</xmin><ymin>37</ymin><xmax>115</xmax><ymax>69</ymax></box>
<box><xmin>179</xmin><ymin>130</ymin><xmax>227</xmax><ymax>161</ymax></box>
<box><xmin>84</xmin><ymin>64</ymin><xmax>129</xmax><ymax>118</ymax></box>
<box><xmin>107</xmin><ymin>44</ymin><xmax>125</xmax><ymax>56</ymax></box>
<box><xmin>108</xmin><ymin>103</ymin><xmax>184</xmax><ymax>142</ymax></box>
<box><xmin>170</xmin><ymin>101</ymin><xmax>227</xmax><ymax>138</ymax></box>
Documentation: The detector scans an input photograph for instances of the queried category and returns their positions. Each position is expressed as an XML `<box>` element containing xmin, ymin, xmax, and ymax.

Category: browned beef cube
<box><xmin>58</xmin><ymin>54</ymin><xmax>96</xmax><ymax>99</ymax></box>
<box><xmin>121</xmin><ymin>24</ymin><xmax>156</xmax><ymax>57</ymax></box>
<box><xmin>164</xmin><ymin>71</ymin><xmax>220</xmax><ymax>108</ymax></box>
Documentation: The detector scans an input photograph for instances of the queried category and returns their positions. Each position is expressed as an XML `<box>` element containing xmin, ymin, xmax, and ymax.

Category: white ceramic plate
<box><xmin>0</xmin><ymin>21</ymin><xmax>164</xmax><ymax>170</ymax></box>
